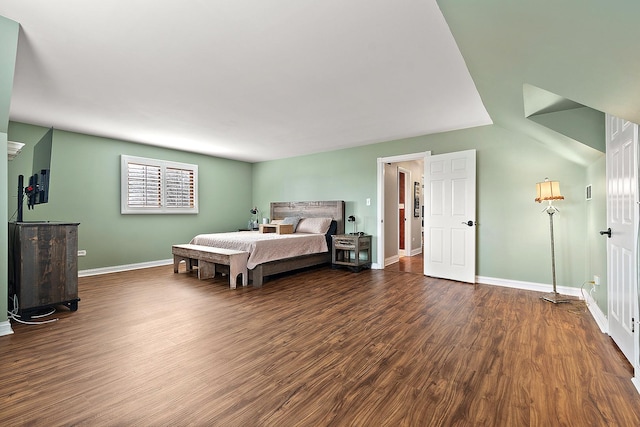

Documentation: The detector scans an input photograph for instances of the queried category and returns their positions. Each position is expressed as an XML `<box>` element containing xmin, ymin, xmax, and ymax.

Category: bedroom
<box><xmin>1</xmin><ymin>0</ymin><xmax>640</xmax><ymax>423</ymax></box>
<box><xmin>1</xmin><ymin>0</ymin><xmax>614</xmax><ymax>314</ymax></box>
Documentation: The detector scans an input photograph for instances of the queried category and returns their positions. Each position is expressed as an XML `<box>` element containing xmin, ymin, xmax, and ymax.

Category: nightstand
<box><xmin>331</xmin><ymin>234</ymin><xmax>372</xmax><ymax>271</ymax></box>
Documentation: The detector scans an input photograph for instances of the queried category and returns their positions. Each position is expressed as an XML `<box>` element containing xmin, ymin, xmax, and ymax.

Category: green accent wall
<box><xmin>7</xmin><ymin>122</ymin><xmax>253</xmax><ymax>271</ymax></box>
<box><xmin>1</xmin><ymin>16</ymin><xmax>19</xmax><ymax>327</ymax></box>
<box><xmin>437</xmin><ymin>0</ymin><xmax>640</xmax><ymax>167</ymax></box>
<box><xmin>3</xmin><ymin>1</ymin><xmax>615</xmax><ymax>320</ymax></box>
<box><xmin>6</xmin><ymin>121</ymin><xmax>608</xmax><ymax>315</ymax></box>
<box><xmin>528</xmin><ymin>107</ymin><xmax>606</xmax><ymax>153</ymax></box>
<box><xmin>253</xmin><ymin>124</ymin><xmax>598</xmax><ymax>294</ymax></box>
<box><xmin>0</xmin><ymin>16</ymin><xmax>17</xmax><ymax>134</ymax></box>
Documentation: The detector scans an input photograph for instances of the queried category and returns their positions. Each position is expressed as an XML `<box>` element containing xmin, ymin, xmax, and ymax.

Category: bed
<box><xmin>189</xmin><ymin>200</ymin><xmax>345</xmax><ymax>287</ymax></box>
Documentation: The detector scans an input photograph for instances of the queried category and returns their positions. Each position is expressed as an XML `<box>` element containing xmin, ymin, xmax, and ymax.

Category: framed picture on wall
<box><xmin>414</xmin><ymin>181</ymin><xmax>420</xmax><ymax>217</ymax></box>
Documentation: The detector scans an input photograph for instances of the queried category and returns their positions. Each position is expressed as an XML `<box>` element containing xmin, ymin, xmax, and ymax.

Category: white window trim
<box><xmin>121</xmin><ymin>155</ymin><xmax>199</xmax><ymax>214</ymax></box>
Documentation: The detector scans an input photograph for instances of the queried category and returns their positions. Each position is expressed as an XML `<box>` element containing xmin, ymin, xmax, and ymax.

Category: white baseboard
<box><xmin>584</xmin><ymin>289</ymin><xmax>608</xmax><ymax>333</ymax></box>
<box><xmin>477</xmin><ymin>274</ymin><xmax>611</xmax><ymax>333</ymax></box>
<box><xmin>633</xmin><ymin>376</ymin><xmax>640</xmax><ymax>395</ymax></box>
<box><xmin>0</xmin><ymin>320</ymin><xmax>14</xmax><ymax>337</ymax></box>
<box><xmin>79</xmin><ymin>259</ymin><xmax>173</xmax><ymax>277</ymax></box>
<box><xmin>410</xmin><ymin>248</ymin><xmax>423</xmax><ymax>257</ymax></box>
<box><xmin>384</xmin><ymin>255</ymin><xmax>400</xmax><ymax>267</ymax></box>
<box><xmin>476</xmin><ymin>275</ymin><xmax>584</xmax><ymax>298</ymax></box>
<box><xmin>382</xmin><ymin>252</ymin><xmax>424</xmax><ymax>268</ymax></box>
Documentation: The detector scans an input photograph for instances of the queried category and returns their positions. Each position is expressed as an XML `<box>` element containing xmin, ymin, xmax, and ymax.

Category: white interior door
<box><xmin>424</xmin><ymin>149</ymin><xmax>476</xmax><ymax>283</ymax></box>
<box><xmin>606</xmin><ymin>114</ymin><xmax>638</xmax><ymax>365</ymax></box>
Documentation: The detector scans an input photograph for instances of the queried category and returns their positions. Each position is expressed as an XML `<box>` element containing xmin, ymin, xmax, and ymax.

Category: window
<box><xmin>121</xmin><ymin>155</ymin><xmax>198</xmax><ymax>214</ymax></box>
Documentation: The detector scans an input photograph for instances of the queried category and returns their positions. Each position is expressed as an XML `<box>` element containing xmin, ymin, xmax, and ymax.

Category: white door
<box><xmin>424</xmin><ymin>149</ymin><xmax>476</xmax><ymax>283</ymax></box>
<box><xmin>606</xmin><ymin>114</ymin><xmax>638</xmax><ymax>365</ymax></box>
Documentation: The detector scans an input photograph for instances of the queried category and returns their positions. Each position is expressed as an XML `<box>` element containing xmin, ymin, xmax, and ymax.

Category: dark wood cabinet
<box><xmin>8</xmin><ymin>222</ymin><xmax>80</xmax><ymax>316</ymax></box>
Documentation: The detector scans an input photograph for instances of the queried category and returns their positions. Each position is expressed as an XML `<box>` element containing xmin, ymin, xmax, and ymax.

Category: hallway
<box><xmin>385</xmin><ymin>253</ymin><xmax>424</xmax><ymax>275</ymax></box>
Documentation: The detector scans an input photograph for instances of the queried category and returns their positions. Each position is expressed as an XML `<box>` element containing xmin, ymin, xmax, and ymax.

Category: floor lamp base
<box><xmin>541</xmin><ymin>291</ymin><xmax>570</xmax><ymax>304</ymax></box>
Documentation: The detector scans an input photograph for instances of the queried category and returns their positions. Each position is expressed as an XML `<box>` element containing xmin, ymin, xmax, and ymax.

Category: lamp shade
<box><xmin>535</xmin><ymin>179</ymin><xmax>564</xmax><ymax>203</ymax></box>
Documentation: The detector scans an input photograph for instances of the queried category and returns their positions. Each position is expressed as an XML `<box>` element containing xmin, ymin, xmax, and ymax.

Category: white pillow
<box><xmin>295</xmin><ymin>217</ymin><xmax>332</xmax><ymax>234</ymax></box>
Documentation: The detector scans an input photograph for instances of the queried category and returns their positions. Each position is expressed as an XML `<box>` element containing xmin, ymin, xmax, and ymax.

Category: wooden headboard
<box><xmin>270</xmin><ymin>201</ymin><xmax>345</xmax><ymax>234</ymax></box>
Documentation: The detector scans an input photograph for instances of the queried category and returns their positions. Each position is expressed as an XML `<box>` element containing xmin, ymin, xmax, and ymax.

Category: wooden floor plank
<box><xmin>1</xmin><ymin>262</ymin><xmax>639</xmax><ymax>426</ymax></box>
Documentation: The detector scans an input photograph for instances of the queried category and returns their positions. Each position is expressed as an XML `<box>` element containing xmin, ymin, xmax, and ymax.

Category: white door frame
<box><xmin>376</xmin><ymin>152</ymin><xmax>430</xmax><ymax>269</ymax></box>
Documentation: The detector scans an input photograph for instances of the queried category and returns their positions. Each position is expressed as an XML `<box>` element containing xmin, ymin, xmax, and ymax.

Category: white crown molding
<box><xmin>7</xmin><ymin>140</ymin><xmax>25</xmax><ymax>161</ymax></box>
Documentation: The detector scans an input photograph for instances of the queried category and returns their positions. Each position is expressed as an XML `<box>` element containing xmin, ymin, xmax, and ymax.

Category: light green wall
<box><xmin>528</xmin><ymin>107</ymin><xmax>606</xmax><ymax>153</ymax></box>
<box><xmin>0</xmin><ymin>16</ymin><xmax>17</xmax><ymax>134</ymax></box>
<box><xmin>1</xmin><ymin>132</ymin><xmax>8</xmax><ymax>325</ymax></box>
<box><xmin>5</xmin><ymin>120</ymin><xmax>608</xmax><ymax>312</ymax></box>
<box><xmin>7</xmin><ymin>122</ymin><xmax>253</xmax><ymax>271</ymax></box>
<box><xmin>253</xmin><ymin>124</ymin><xmax>596</xmax><ymax>289</ymax></box>
<box><xmin>437</xmin><ymin>0</ymin><xmax>640</xmax><ymax>167</ymax></box>
<box><xmin>2</xmin><ymin>5</ymin><xmax>612</xmax><ymax>317</ymax></box>
<box><xmin>251</xmin><ymin>144</ymin><xmax>379</xmax><ymax>237</ymax></box>
<box><xmin>1</xmin><ymin>16</ymin><xmax>19</xmax><ymax>326</ymax></box>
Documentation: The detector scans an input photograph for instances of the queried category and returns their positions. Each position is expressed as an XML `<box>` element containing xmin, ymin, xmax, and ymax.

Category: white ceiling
<box><xmin>1</xmin><ymin>0</ymin><xmax>491</xmax><ymax>163</ymax></box>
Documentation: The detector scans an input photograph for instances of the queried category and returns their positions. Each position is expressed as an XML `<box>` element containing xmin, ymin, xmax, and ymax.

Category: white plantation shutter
<box><xmin>127</xmin><ymin>163</ymin><xmax>162</xmax><ymax>208</ymax></box>
<box><xmin>121</xmin><ymin>155</ymin><xmax>198</xmax><ymax>214</ymax></box>
<box><xmin>165</xmin><ymin>167</ymin><xmax>195</xmax><ymax>208</ymax></box>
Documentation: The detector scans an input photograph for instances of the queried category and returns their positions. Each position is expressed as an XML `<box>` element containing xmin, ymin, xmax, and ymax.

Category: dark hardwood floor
<box><xmin>1</xmin><ymin>263</ymin><xmax>639</xmax><ymax>426</ymax></box>
<box><xmin>385</xmin><ymin>253</ymin><xmax>424</xmax><ymax>274</ymax></box>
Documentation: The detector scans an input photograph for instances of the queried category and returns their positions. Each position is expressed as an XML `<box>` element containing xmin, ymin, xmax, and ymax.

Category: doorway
<box><xmin>398</xmin><ymin>168</ymin><xmax>408</xmax><ymax>257</ymax></box>
<box><xmin>376</xmin><ymin>150</ymin><xmax>477</xmax><ymax>283</ymax></box>
<box><xmin>377</xmin><ymin>153</ymin><xmax>428</xmax><ymax>272</ymax></box>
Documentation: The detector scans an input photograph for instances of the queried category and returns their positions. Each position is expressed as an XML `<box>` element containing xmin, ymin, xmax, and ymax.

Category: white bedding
<box><xmin>189</xmin><ymin>231</ymin><xmax>328</xmax><ymax>269</ymax></box>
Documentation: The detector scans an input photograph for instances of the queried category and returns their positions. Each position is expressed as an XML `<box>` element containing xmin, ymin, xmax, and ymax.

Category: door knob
<box><xmin>462</xmin><ymin>220</ymin><xmax>475</xmax><ymax>227</ymax></box>
<box><xmin>599</xmin><ymin>228</ymin><xmax>612</xmax><ymax>238</ymax></box>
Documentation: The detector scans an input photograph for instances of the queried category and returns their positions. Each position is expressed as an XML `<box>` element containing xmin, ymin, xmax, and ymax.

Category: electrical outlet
<box><xmin>593</xmin><ymin>275</ymin><xmax>600</xmax><ymax>286</ymax></box>
<box><xmin>78</xmin><ymin>250</ymin><xmax>87</xmax><ymax>257</ymax></box>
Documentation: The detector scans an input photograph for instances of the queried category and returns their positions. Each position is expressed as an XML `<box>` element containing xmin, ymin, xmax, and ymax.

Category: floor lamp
<box><xmin>535</xmin><ymin>178</ymin><xmax>570</xmax><ymax>304</ymax></box>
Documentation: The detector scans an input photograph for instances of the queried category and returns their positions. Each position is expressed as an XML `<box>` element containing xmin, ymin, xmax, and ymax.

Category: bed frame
<box><xmin>248</xmin><ymin>200</ymin><xmax>345</xmax><ymax>287</ymax></box>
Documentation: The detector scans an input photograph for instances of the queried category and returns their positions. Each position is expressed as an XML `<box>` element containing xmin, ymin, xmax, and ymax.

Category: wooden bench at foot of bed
<box><xmin>172</xmin><ymin>244</ymin><xmax>249</xmax><ymax>289</ymax></box>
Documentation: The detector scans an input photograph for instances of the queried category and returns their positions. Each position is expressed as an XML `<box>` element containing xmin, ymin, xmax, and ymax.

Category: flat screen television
<box><xmin>30</xmin><ymin>127</ymin><xmax>53</xmax><ymax>205</ymax></box>
<box><xmin>17</xmin><ymin>127</ymin><xmax>53</xmax><ymax>222</ymax></box>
